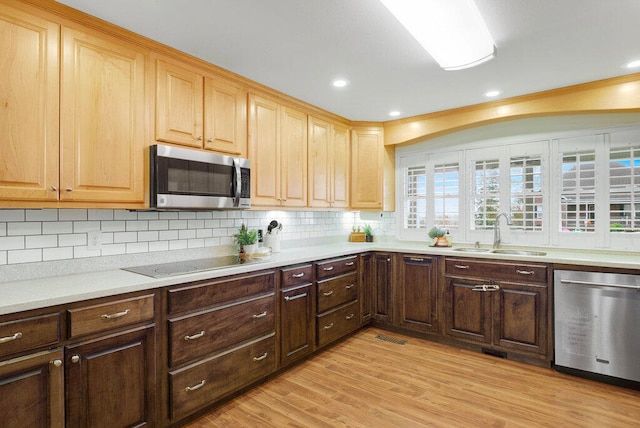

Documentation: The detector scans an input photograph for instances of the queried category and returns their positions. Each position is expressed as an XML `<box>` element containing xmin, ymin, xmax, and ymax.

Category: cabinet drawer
<box><xmin>317</xmin><ymin>301</ymin><xmax>360</xmax><ymax>347</ymax></box>
<box><xmin>445</xmin><ymin>258</ymin><xmax>548</xmax><ymax>284</ymax></box>
<box><xmin>317</xmin><ymin>272</ymin><xmax>358</xmax><ymax>314</ymax></box>
<box><xmin>169</xmin><ymin>334</ymin><xmax>276</xmax><ymax>421</ymax></box>
<box><xmin>168</xmin><ymin>271</ymin><xmax>275</xmax><ymax>314</ymax></box>
<box><xmin>0</xmin><ymin>313</ymin><xmax>60</xmax><ymax>358</ymax></box>
<box><xmin>68</xmin><ymin>294</ymin><xmax>154</xmax><ymax>339</ymax></box>
<box><xmin>168</xmin><ymin>294</ymin><xmax>275</xmax><ymax>367</ymax></box>
<box><xmin>316</xmin><ymin>255</ymin><xmax>358</xmax><ymax>280</ymax></box>
<box><xmin>280</xmin><ymin>264</ymin><xmax>313</xmax><ymax>288</ymax></box>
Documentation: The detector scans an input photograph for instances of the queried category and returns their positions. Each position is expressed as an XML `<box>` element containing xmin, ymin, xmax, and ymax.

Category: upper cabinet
<box><xmin>350</xmin><ymin>127</ymin><xmax>384</xmax><ymax>210</ymax></box>
<box><xmin>249</xmin><ymin>94</ymin><xmax>307</xmax><ymax>207</ymax></box>
<box><xmin>308</xmin><ymin>117</ymin><xmax>350</xmax><ymax>208</ymax></box>
<box><xmin>155</xmin><ymin>59</ymin><xmax>247</xmax><ymax>157</ymax></box>
<box><xmin>60</xmin><ymin>26</ymin><xmax>146</xmax><ymax>204</ymax></box>
<box><xmin>0</xmin><ymin>4</ymin><xmax>59</xmax><ymax>203</ymax></box>
<box><xmin>0</xmin><ymin>2</ymin><xmax>146</xmax><ymax>207</ymax></box>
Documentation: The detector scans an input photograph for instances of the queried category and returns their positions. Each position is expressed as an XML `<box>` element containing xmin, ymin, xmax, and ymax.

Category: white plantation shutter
<box><xmin>560</xmin><ymin>150</ymin><xmax>596</xmax><ymax>233</ymax></box>
<box><xmin>510</xmin><ymin>156</ymin><xmax>543</xmax><ymax>231</ymax></box>
<box><xmin>609</xmin><ymin>146</ymin><xmax>640</xmax><ymax>232</ymax></box>
<box><xmin>433</xmin><ymin>162</ymin><xmax>459</xmax><ymax>230</ymax></box>
<box><xmin>472</xmin><ymin>159</ymin><xmax>500</xmax><ymax>230</ymax></box>
<box><xmin>404</xmin><ymin>165</ymin><xmax>427</xmax><ymax>229</ymax></box>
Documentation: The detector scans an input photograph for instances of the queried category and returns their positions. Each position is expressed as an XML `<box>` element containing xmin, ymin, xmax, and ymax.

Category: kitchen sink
<box><xmin>491</xmin><ymin>249</ymin><xmax>547</xmax><ymax>256</ymax></box>
<box><xmin>452</xmin><ymin>247</ymin><xmax>491</xmax><ymax>252</ymax></box>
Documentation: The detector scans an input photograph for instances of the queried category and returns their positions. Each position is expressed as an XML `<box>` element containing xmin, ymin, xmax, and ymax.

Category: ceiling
<box><xmin>55</xmin><ymin>0</ymin><xmax>640</xmax><ymax>122</ymax></box>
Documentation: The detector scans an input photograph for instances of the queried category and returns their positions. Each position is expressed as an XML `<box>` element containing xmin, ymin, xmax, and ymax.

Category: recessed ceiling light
<box><xmin>626</xmin><ymin>60</ymin><xmax>640</xmax><ymax>69</ymax></box>
<box><xmin>485</xmin><ymin>90</ymin><xmax>501</xmax><ymax>98</ymax></box>
<box><xmin>389</xmin><ymin>111</ymin><xmax>401</xmax><ymax>117</ymax></box>
<box><xmin>332</xmin><ymin>79</ymin><xmax>349</xmax><ymax>88</ymax></box>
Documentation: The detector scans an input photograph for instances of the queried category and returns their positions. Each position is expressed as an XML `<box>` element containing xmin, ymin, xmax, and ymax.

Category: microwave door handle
<box><xmin>233</xmin><ymin>158</ymin><xmax>241</xmax><ymax>207</ymax></box>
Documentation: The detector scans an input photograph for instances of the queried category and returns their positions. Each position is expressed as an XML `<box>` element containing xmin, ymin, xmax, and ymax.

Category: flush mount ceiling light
<box><xmin>389</xmin><ymin>110</ymin><xmax>401</xmax><ymax>117</ymax></box>
<box><xmin>485</xmin><ymin>90</ymin><xmax>501</xmax><ymax>98</ymax></box>
<box><xmin>380</xmin><ymin>0</ymin><xmax>496</xmax><ymax>71</ymax></box>
<box><xmin>332</xmin><ymin>78</ymin><xmax>350</xmax><ymax>88</ymax></box>
<box><xmin>626</xmin><ymin>60</ymin><xmax>640</xmax><ymax>69</ymax></box>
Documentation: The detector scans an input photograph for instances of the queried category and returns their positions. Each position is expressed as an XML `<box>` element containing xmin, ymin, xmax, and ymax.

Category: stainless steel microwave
<box><xmin>149</xmin><ymin>144</ymin><xmax>250</xmax><ymax>209</ymax></box>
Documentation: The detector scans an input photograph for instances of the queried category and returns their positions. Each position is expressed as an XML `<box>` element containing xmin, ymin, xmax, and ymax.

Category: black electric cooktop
<box><xmin>122</xmin><ymin>255</ymin><xmax>253</xmax><ymax>278</ymax></box>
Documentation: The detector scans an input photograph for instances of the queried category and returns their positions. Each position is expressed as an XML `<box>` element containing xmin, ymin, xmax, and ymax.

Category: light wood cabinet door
<box><xmin>0</xmin><ymin>5</ymin><xmax>59</xmax><ymax>202</ymax></box>
<box><xmin>155</xmin><ymin>59</ymin><xmax>203</xmax><ymax>147</ymax></box>
<box><xmin>332</xmin><ymin>124</ymin><xmax>350</xmax><ymax>208</ymax></box>
<box><xmin>280</xmin><ymin>106</ymin><xmax>307</xmax><ymax>207</ymax></box>
<box><xmin>351</xmin><ymin>127</ymin><xmax>384</xmax><ymax>210</ymax></box>
<box><xmin>308</xmin><ymin>117</ymin><xmax>331</xmax><ymax>208</ymax></box>
<box><xmin>60</xmin><ymin>26</ymin><xmax>146</xmax><ymax>203</ymax></box>
<box><xmin>204</xmin><ymin>76</ymin><xmax>247</xmax><ymax>156</ymax></box>
<box><xmin>249</xmin><ymin>94</ymin><xmax>280</xmax><ymax>206</ymax></box>
<box><xmin>0</xmin><ymin>349</ymin><xmax>64</xmax><ymax>428</ymax></box>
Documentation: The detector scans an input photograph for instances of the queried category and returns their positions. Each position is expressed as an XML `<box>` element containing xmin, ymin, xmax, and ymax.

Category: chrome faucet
<box><xmin>493</xmin><ymin>212</ymin><xmax>513</xmax><ymax>249</ymax></box>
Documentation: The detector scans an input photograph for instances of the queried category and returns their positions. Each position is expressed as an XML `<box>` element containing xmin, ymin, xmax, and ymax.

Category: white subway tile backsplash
<box><xmin>8</xmin><ymin>248</ymin><xmax>42</xmax><ymax>264</ymax></box>
<box><xmin>8</xmin><ymin>222</ymin><xmax>42</xmax><ymax>236</ymax></box>
<box><xmin>0</xmin><ymin>209</ymin><xmax>396</xmax><ymax>268</ymax></box>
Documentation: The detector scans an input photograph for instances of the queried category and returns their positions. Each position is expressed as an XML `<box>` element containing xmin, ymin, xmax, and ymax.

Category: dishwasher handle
<box><xmin>560</xmin><ymin>279</ymin><xmax>640</xmax><ymax>290</ymax></box>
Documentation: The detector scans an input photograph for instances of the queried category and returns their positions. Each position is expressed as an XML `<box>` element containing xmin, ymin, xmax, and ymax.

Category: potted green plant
<box><xmin>233</xmin><ymin>224</ymin><xmax>258</xmax><ymax>257</ymax></box>
<box><xmin>363</xmin><ymin>224</ymin><xmax>374</xmax><ymax>242</ymax></box>
<box><xmin>428</xmin><ymin>226</ymin><xmax>449</xmax><ymax>247</ymax></box>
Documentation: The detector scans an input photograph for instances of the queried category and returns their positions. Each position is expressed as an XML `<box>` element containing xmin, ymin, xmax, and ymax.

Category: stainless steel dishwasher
<box><xmin>554</xmin><ymin>270</ymin><xmax>640</xmax><ymax>383</ymax></box>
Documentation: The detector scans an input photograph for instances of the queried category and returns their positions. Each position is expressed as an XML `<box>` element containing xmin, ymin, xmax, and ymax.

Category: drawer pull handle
<box><xmin>51</xmin><ymin>359</ymin><xmax>63</xmax><ymax>367</ymax></box>
<box><xmin>253</xmin><ymin>352</ymin><xmax>268</xmax><ymax>362</ymax></box>
<box><xmin>323</xmin><ymin>266</ymin><xmax>334</xmax><ymax>271</ymax></box>
<box><xmin>345</xmin><ymin>261</ymin><xmax>355</xmax><ymax>266</ymax></box>
<box><xmin>324</xmin><ymin>323</ymin><xmax>334</xmax><ymax>330</ymax></box>
<box><xmin>410</xmin><ymin>257</ymin><xmax>424</xmax><ymax>262</ymax></box>
<box><xmin>292</xmin><ymin>272</ymin><xmax>305</xmax><ymax>278</ymax></box>
<box><xmin>516</xmin><ymin>269</ymin><xmax>535</xmax><ymax>275</ymax></box>
<box><xmin>185</xmin><ymin>380</ymin><xmax>206</xmax><ymax>392</ymax></box>
<box><xmin>472</xmin><ymin>284</ymin><xmax>500</xmax><ymax>292</ymax></box>
<box><xmin>101</xmin><ymin>309</ymin><xmax>130</xmax><ymax>320</ymax></box>
<box><xmin>345</xmin><ymin>283</ymin><xmax>355</xmax><ymax>289</ymax></box>
<box><xmin>285</xmin><ymin>293</ymin><xmax>307</xmax><ymax>301</ymax></box>
<box><xmin>184</xmin><ymin>330</ymin><xmax>205</xmax><ymax>341</ymax></box>
<box><xmin>0</xmin><ymin>332</ymin><xmax>22</xmax><ymax>344</ymax></box>
<box><xmin>345</xmin><ymin>314</ymin><xmax>355</xmax><ymax>320</ymax></box>
<box><xmin>454</xmin><ymin>264</ymin><xmax>470</xmax><ymax>270</ymax></box>
<box><xmin>323</xmin><ymin>290</ymin><xmax>334</xmax><ymax>297</ymax></box>
<box><xmin>252</xmin><ymin>311</ymin><xmax>268</xmax><ymax>319</ymax></box>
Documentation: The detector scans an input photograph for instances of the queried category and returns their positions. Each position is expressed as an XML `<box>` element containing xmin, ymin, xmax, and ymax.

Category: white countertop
<box><xmin>2</xmin><ymin>240</ymin><xmax>639</xmax><ymax>316</ymax></box>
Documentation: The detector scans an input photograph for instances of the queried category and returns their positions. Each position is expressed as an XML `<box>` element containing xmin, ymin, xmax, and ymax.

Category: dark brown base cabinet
<box><xmin>444</xmin><ymin>258</ymin><xmax>550</xmax><ymax>362</ymax></box>
<box><xmin>373</xmin><ymin>253</ymin><xmax>394</xmax><ymax>323</ymax></box>
<box><xmin>397</xmin><ymin>254</ymin><xmax>439</xmax><ymax>334</ymax></box>
<box><xmin>279</xmin><ymin>264</ymin><xmax>315</xmax><ymax>366</ymax></box>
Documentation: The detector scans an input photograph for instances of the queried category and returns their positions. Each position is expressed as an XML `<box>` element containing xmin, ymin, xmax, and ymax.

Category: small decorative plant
<box><xmin>428</xmin><ymin>226</ymin><xmax>447</xmax><ymax>239</ymax></box>
<box><xmin>363</xmin><ymin>224</ymin><xmax>374</xmax><ymax>242</ymax></box>
<box><xmin>233</xmin><ymin>224</ymin><xmax>258</xmax><ymax>251</ymax></box>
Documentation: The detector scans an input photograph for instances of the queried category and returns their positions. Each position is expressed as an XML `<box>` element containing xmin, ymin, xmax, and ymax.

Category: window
<box><xmin>609</xmin><ymin>146</ymin><xmax>640</xmax><ymax>232</ymax></box>
<box><xmin>404</xmin><ymin>165</ymin><xmax>426</xmax><ymax>230</ymax></box>
<box><xmin>510</xmin><ymin>156</ymin><xmax>543</xmax><ymax>231</ymax></box>
<box><xmin>560</xmin><ymin>151</ymin><xmax>596</xmax><ymax>232</ymax></box>
<box><xmin>434</xmin><ymin>163</ymin><xmax>459</xmax><ymax>230</ymax></box>
<box><xmin>472</xmin><ymin>159</ymin><xmax>500</xmax><ymax>230</ymax></box>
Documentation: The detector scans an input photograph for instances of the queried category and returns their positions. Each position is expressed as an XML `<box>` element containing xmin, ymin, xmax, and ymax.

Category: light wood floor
<box><xmin>184</xmin><ymin>327</ymin><xmax>640</xmax><ymax>427</ymax></box>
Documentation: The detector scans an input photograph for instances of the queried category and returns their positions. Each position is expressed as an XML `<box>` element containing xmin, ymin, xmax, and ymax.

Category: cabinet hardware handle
<box><xmin>284</xmin><ymin>293</ymin><xmax>307</xmax><ymax>301</ymax></box>
<box><xmin>323</xmin><ymin>266</ymin><xmax>334</xmax><ymax>271</ymax></box>
<box><xmin>253</xmin><ymin>352</ymin><xmax>268</xmax><ymax>362</ymax></box>
<box><xmin>345</xmin><ymin>283</ymin><xmax>355</xmax><ymax>289</ymax></box>
<box><xmin>101</xmin><ymin>308</ymin><xmax>130</xmax><ymax>320</ymax></box>
<box><xmin>323</xmin><ymin>323</ymin><xmax>334</xmax><ymax>330</ymax></box>
<box><xmin>323</xmin><ymin>290</ymin><xmax>334</xmax><ymax>297</ymax></box>
<box><xmin>387</xmin><ymin>258</ymin><xmax>391</xmax><ymax>262</ymax></box>
<box><xmin>49</xmin><ymin>185</ymin><xmax>57</xmax><ymax>191</ymax></box>
<box><xmin>197</xmin><ymin>136</ymin><xmax>203</xmax><ymax>141</ymax></box>
<box><xmin>410</xmin><ymin>257</ymin><xmax>424</xmax><ymax>262</ymax></box>
<box><xmin>71</xmin><ymin>355</ymin><xmax>80</xmax><ymax>364</ymax></box>
<box><xmin>516</xmin><ymin>270</ymin><xmax>535</xmax><ymax>275</ymax></box>
<box><xmin>252</xmin><ymin>311</ymin><xmax>268</xmax><ymax>319</ymax></box>
<box><xmin>185</xmin><ymin>380</ymin><xmax>206</xmax><ymax>392</ymax></box>
<box><xmin>345</xmin><ymin>314</ymin><xmax>355</xmax><ymax>320</ymax></box>
<box><xmin>345</xmin><ymin>261</ymin><xmax>355</xmax><ymax>266</ymax></box>
<box><xmin>207</xmin><ymin>137</ymin><xmax>213</xmax><ymax>142</ymax></box>
<box><xmin>184</xmin><ymin>330</ymin><xmax>205</xmax><ymax>341</ymax></box>
<box><xmin>454</xmin><ymin>264</ymin><xmax>470</xmax><ymax>269</ymax></box>
<box><xmin>51</xmin><ymin>359</ymin><xmax>63</xmax><ymax>367</ymax></box>
<box><xmin>292</xmin><ymin>272</ymin><xmax>305</xmax><ymax>278</ymax></box>
<box><xmin>0</xmin><ymin>332</ymin><xmax>22</xmax><ymax>344</ymax></box>
<box><xmin>472</xmin><ymin>284</ymin><xmax>500</xmax><ymax>292</ymax></box>
<box><xmin>65</xmin><ymin>187</ymin><xmax>73</xmax><ymax>191</ymax></box>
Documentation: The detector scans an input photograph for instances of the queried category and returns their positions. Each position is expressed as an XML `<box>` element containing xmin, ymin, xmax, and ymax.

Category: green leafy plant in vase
<box><xmin>233</xmin><ymin>224</ymin><xmax>259</xmax><ymax>258</ymax></box>
<box><xmin>428</xmin><ymin>226</ymin><xmax>449</xmax><ymax>247</ymax></box>
<box><xmin>363</xmin><ymin>224</ymin><xmax>374</xmax><ymax>242</ymax></box>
